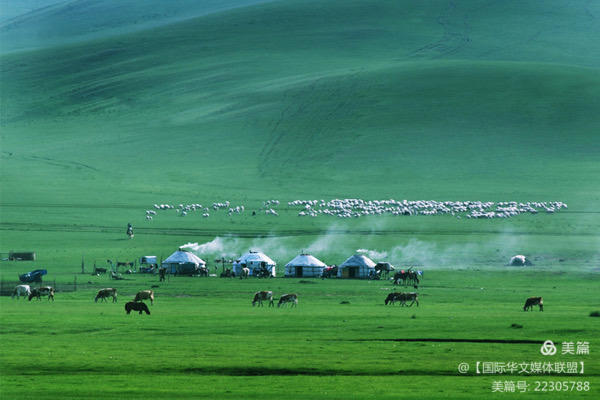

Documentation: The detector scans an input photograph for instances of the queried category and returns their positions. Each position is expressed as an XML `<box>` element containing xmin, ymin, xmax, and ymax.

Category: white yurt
<box><xmin>161</xmin><ymin>250</ymin><xmax>206</xmax><ymax>274</ymax></box>
<box><xmin>232</xmin><ymin>250</ymin><xmax>277</xmax><ymax>277</ymax></box>
<box><xmin>285</xmin><ymin>254</ymin><xmax>327</xmax><ymax>277</ymax></box>
<box><xmin>337</xmin><ymin>254</ymin><xmax>376</xmax><ymax>279</ymax></box>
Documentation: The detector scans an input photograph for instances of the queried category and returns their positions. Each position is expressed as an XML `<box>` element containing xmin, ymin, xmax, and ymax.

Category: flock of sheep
<box><xmin>289</xmin><ymin>199</ymin><xmax>567</xmax><ymax>219</ymax></box>
<box><xmin>144</xmin><ymin>199</ymin><xmax>567</xmax><ymax>221</ymax></box>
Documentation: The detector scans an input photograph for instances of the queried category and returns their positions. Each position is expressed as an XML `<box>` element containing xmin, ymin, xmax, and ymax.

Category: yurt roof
<box><xmin>235</xmin><ymin>250</ymin><xmax>276</xmax><ymax>265</ymax></box>
<box><xmin>339</xmin><ymin>254</ymin><xmax>376</xmax><ymax>269</ymax></box>
<box><xmin>163</xmin><ymin>250</ymin><xmax>205</xmax><ymax>265</ymax></box>
<box><xmin>285</xmin><ymin>254</ymin><xmax>327</xmax><ymax>268</ymax></box>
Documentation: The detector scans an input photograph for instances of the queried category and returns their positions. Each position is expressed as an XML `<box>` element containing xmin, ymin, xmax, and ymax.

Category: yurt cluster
<box><xmin>160</xmin><ymin>248</ymin><xmax>386</xmax><ymax>279</ymax></box>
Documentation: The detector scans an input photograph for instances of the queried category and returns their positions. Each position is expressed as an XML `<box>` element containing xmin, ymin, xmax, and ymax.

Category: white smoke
<box><xmin>180</xmin><ymin>237</ymin><xmax>241</xmax><ymax>258</ymax></box>
<box><xmin>356</xmin><ymin>248</ymin><xmax>389</xmax><ymax>260</ymax></box>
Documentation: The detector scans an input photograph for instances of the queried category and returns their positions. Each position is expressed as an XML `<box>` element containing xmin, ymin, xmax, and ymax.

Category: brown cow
<box><xmin>95</xmin><ymin>288</ymin><xmax>117</xmax><ymax>303</ymax></box>
<box><xmin>28</xmin><ymin>286</ymin><xmax>55</xmax><ymax>301</ymax></box>
<box><xmin>134</xmin><ymin>290</ymin><xmax>154</xmax><ymax>305</ymax></box>
<box><xmin>125</xmin><ymin>301</ymin><xmax>150</xmax><ymax>315</ymax></box>
<box><xmin>252</xmin><ymin>291</ymin><xmax>274</xmax><ymax>307</ymax></box>
<box><xmin>277</xmin><ymin>293</ymin><xmax>298</xmax><ymax>308</ymax></box>
<box><xmin>523</xmin><ymin>296</ymin><xmax>543</xmax><ymax>311</ymax></box>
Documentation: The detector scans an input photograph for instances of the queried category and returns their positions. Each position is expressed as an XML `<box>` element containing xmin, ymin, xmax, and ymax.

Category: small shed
<box><xmin>233</xmin><ymin>250</ymin><xmax>276</xmax><ymax>277</ymax></box>
<box><xmin>161</xmin><ymin>250</ymin><xmax>206</xmax><ymax>275</ymax></box>
<box><xmin>285</xmin><ymin>254</ymin><xmax>327</xmax><ymax>277</ymax></box>
<box><xmin>9</xmin><ymin>251</ymin><xmax>36</xmax><ymax>261</ymax></box>
<box><xmin>338</xmin><ymin>254</ymin><xmax>376</xmax><ymax>279</ymax></box>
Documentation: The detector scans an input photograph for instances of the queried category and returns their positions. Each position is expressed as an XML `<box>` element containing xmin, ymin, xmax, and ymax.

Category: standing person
<box><xmin>126</xmin><ymin>223</ymin><xmax>134</xmax><ymax>239</ymax></box>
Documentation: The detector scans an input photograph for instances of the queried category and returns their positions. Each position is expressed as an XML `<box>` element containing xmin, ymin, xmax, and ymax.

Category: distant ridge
<box><xmin>0</xmin><ymin>0</ymin><xmax>275</xmax><ymax>53</ymax></box>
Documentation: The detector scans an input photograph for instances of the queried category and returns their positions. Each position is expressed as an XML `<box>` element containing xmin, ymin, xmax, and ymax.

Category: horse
<box><xmin>134</xmin><ymin>290</ymin><xmax>154</xmax><ymax>305</ymax></box>
<box><xmin>523</xmin><ymin>296</ymin><xmax>543</xmax><ymax>311</ymax></box>
<box><xmin>28</xmin><ymin>286</ymin><xmax>55</xmax><ymax>301</ymax></box>
<box><xmin>220</xmin><ymin>268</ymin><xmax>233</xmax><ymax>278</ymax></box>
<box><xmin>159</xmin><ymin>267</ymin><xmax>167</xmax><ymax>282</ymax></box>
<box><xmin>125</xmin><ymin>301</ymin><xmax>150</xmax><ymax>315</ymax></box>
<box><xmin>239</xmin><ymin>267</ymin><xmax>250</xmax><ymax>279</ymax></box>
<box><xmin>321</xmin><ymin>266</ymin><xmax>337</xmax><ymax>279</ymax></box>
<box><xmin>277</xmin><ymin>293</ymin><xmax>298</xmax><ymax>308</ymax></box>
<box><xmin>95</xmin><ymin>288</ymin><xmax>117</xmax><ymax>303</ymax></box>
<box><xmin>393</xmin><ymin>269</ymin><xmax>420</xmax><ymax>286</ymax></box>
<box><xmin>12</xmin><ymin>285</ymin><xmax>31</xmax><ymax>299</ymax></box>
<box><xmin>252</xmin><ymin>291</ymin><xmax>274</xmax><ymax>307</ymax></box>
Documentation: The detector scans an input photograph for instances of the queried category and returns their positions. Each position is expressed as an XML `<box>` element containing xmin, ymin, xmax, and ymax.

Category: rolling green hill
<box><xmin>1</xmin><ymin>3</ymin><xmax>599</xmax><ymax>399</ymax></box>
<box><xmin>0</xmin><ymin>0</ymin><xmax>275</xmax><ymax>53</ymax></box>
<box><xmin>1</xmin><ymin>0</ymin><xmax>599</xmax><ymax>261</ymax></box>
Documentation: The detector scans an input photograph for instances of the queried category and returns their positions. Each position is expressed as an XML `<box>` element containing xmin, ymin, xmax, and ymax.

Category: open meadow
<box><xmin>1</xmin><ymin>0</ymin><xmax>599</xmax><ymax>398</ymax></box>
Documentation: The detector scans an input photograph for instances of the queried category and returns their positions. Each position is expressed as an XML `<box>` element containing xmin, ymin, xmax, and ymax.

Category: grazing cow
<box><xmin>385</xmin><ymin>292</ymin><xmax>418</xmax><ymax>307</ymax></box>
<box><xmin>95</xmin><ymin>288</ymin><xmax>117</xmax><ymax>303</ymax></box>
<box><xmin>523</xmin><ymin>296</ymin><xmax>543</xmax><ymax>311</ymax></box>
<box><xmin>252</xmin><ymin>291</ymin><xmax>274</xmax><ymax>307</ymax></box>
<box><xmin>125</xmin><ymin>301</ymin><xmax>150</xmax><ymax>315</ymax></box>
<box><xmin>239</xmin><ymin>267</ymin><xmax>250</xmax><ymax>279</ymax></box>
<box><xmin>384</xmin><ymin>292</ymin><xmax>402</xmax><ymax>305</ymax></box>
<box><xmin>28</xmin><ymin>286</ymin><xmax>55</xmax><ymax>301</ymax></box>
<box><xmin>134</xmin><ymin>290</ymin><xmax>154</xmax><ymax>305</ymax></box>
<box><xmin>12</xmin><ymin>285</ymin><xmax>31</xmax><ymax>299</ymax></box>
<box><xmin>277</xmin><ymin>293</ymin><xmax>298</xmax><ymax>308</ymax></box>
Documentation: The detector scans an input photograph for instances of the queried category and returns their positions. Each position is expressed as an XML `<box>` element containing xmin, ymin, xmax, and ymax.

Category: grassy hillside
<box><xmin>1</xmin><ymin>2</ymin><xmax>599</xmax><ymax>399</ymax></box>
<box><xmin>1</xmin><ymin>0</ymin><xmax>599</xmax><ymax>260</ymax></box>
<box><xmin>0</xmin><ymin>0</ymin><xmax>275</xmax><ymax>53</ymax></box>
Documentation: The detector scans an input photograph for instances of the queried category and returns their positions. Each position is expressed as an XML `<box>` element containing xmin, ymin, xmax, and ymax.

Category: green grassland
<box><xmin>1</xmin><ymin>272</ymin><xmax>599</xmax><ymax>399</ymax></box>
<box><xmin>1</xmin><ymin>0</ymin><xmax>599</xmax><ymax>398</ymax></box>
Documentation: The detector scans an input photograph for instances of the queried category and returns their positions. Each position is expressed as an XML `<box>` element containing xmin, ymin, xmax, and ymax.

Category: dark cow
<box><xmin>277</xmin><ymin>293</ymin><xmax>298</xmax><ymax>308</ymax></box>
<box><xmin>95</xmin><ymin>288</ymin><xmax>117</xmax><ymax>303</ymax></box>
<box><xmin>125</xmin><ymin>301</ymin><xmax>150</xmax><ymax>315</ymax></box>
<box><xmin>523</xmin><ymin>296</ymin><xmax>543</xmax><ymax>311</ymax></box>
<box><xmin>384</xmin><ymin>292</ymin><xmax>402</xmax><ymax>305</ymax></box>
<box><xmin>385</xmin><ymin>292</ymin><xmax>418</xmax><ymax>307</ymax></box>
<box><xmin>134</xmin><ymin>290</ymin><xmax>154</xmax><ymax>305</ymax></box>
<box><xmin>28</xmin><ymin>286</ymin><xmax>55</xmax><ymax>301</ymax></box>
<box><xmin>252</xmin><ymin>291</ymin><xmax>274</xmax><ymax>307</ymax></box>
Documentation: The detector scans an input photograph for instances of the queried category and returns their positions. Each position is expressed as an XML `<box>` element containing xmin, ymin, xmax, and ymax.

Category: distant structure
<box><xmin>338</xmin><ymin>254</ymin><xmax>376</xmax><ymax>279</ymax></box>
<box><xmin>284</xmin><ymin>254</ymin><xmax>327</xmax><ymax>278</ymax></box>
<box><xmin>232</xmin><ymin>251</ymin><xmax>276</xmax><ymax>277</ymax></box>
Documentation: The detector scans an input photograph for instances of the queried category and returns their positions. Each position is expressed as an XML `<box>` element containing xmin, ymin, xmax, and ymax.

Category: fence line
<box><xmin>0</xmin><ymin>277</ymin><xmax>77</xmax><ymax>296</ymax></box>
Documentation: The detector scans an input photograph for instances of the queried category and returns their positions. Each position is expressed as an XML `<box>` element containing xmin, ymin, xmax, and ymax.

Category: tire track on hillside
<box><xmin>409</xmin><ymin>0</ymin><xmax>473</xmax><ymax>59</ymax></box>
<box><xmin>258</xmin><ymin>77</ymin><xmax>327</xmax><ymax>176</ymax></box>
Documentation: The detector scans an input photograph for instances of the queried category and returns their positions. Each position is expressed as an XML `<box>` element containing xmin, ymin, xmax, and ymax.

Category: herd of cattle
<box><xmin>11</xmin><ymin>284</ymin><xmax>544</xmax><ymax>313</ymax></box>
